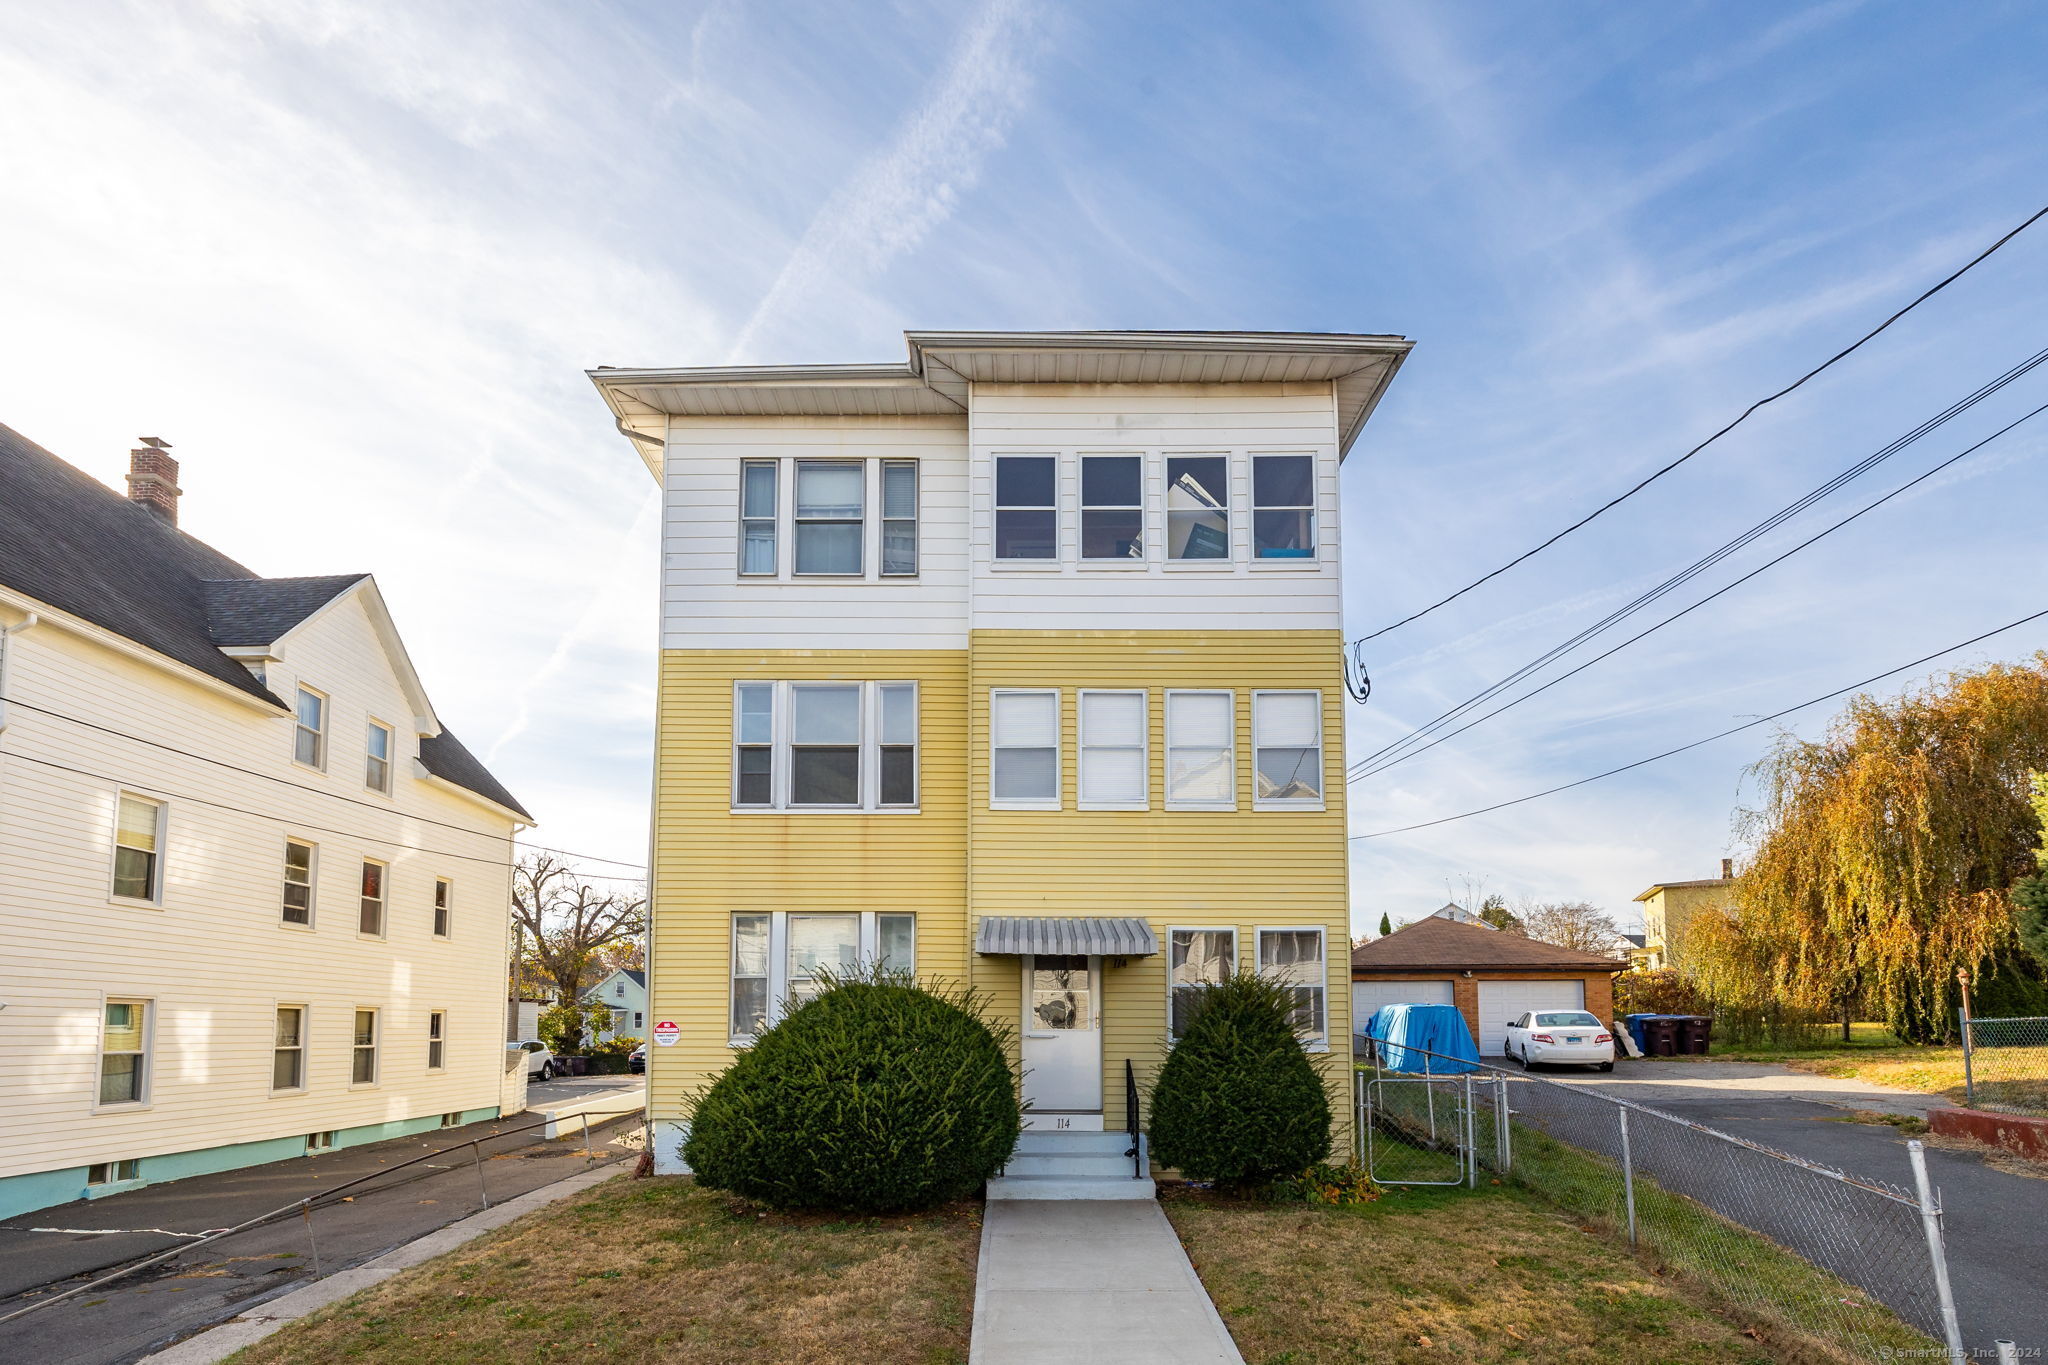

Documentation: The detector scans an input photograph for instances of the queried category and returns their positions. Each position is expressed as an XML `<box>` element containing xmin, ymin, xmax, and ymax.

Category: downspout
<box><xmin>0</xmin><ymin>613</ymin><xmax>41</xmax><ymax>734</ymax></box>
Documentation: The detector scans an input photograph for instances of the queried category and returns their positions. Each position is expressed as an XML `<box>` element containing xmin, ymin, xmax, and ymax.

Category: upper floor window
<box><xmin>995</xmin><ymin>456</ymin><xmax>1057</xmax><ymax>559</ymax></box>
<box><xmin>112</xmin><ymin>793</ymin><xmax>164</xmax><ymax>902</ymax></box>
<box><xmin>1164</xmin><ymin>690</ymin><xmax>1234</xmax><ymax>809</ymax></box>
<box><xmin>294</xmin><ymin>686</ymin><xmax>326</xmax><ymax>768</ymax></box>
<box><xmin>990</xmin><ymin>688</ymin><xmax>1059</xmax><ymax>808</ymax></box>
<box><xmin>359</xmin><ymin>860</ymin><xmax>386</xmax><ymax>936</ymax></box>
<box><xmin>1252</xmin><ymin>691</ymin><xmax>1323</xmax><ymax>806</ymax></box>
<box><xmin>282</xmin><ymin>839</ymin><xmax>314</xmax><ymax>925</ymax></box>
<box><xmin>100</xmin><ymin>999</ymin><xmax>151</xmax><ymax>1105</ymax></box>
<box><xmin>1078</xmin><ymin>689</ymin><xmax>1147</xmax><ymax>809</ymax></box>
<box><xmin>794</xmin><ymin>460</ymin><xmax>864</xmax><ymax>574</ymax></box>
<box><xmin>366</xmin><ymin>721</ymin><xmax>394</xmax><ymax>792</ymax></box>
<box><xmin>1259</xmin><ymin>927</ymin><xmax>1327</xmax><ymax>1048</ymax></box>
<box><xmin>732</xmin><ymin>681</ymin><xmax>918</xmax><ymax>810</ymax></box>
<box><xmin>739</xmin><ymin>460</ymin><xmax>777</xmax><ymax>575</ymax></box>
<box><xmin>1253</xmin><ymin>455</ymin><xmax>1315</xmax><ymax>559</ymax></box>
<box><xmin>433</xmin><ymin>878</ymin><xmax>452</xmax><ymax>937</ymax></box>
<box><xmin>1168</xmin><ymin>928</ymin><xmax>1234</xmax><ymax>1041</ymax></box>
<box><xmin>1166</xmin><ymin>456</ymin><xmax>1228</xmax><ymax>560</ymax></box>
<box><xmin>352</xmin><ymin>1008</ymin><xmax>379</xmax><ymax>1084</ymax></box>
<box><xmin>881</xmin><ymin>460</ymin><xmax>918</xmax><ymax>575</ymax></box>
<box><xmin>1081</xmin><ymin>455</ymin><xmax>1142</xmax><ymax>560</ymax></box>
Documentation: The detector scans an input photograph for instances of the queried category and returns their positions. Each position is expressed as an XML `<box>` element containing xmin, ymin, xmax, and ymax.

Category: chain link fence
<box><xmin>1358</xmin><ymin>1052</ymin><xmax>1963</xmax><ymax>1362</ymax></box>
<box><xmin>1962</xmin><ymin>1013</ymin><xmax>2048</xmax><ymax>1116</ymax></box>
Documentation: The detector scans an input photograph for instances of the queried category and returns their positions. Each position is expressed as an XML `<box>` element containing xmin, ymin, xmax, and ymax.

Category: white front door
<box><xmin>1020</xmin><ymin>954</ymin><xmax>1103</xmax><ymax>1130</ymax></box>
<box><xmin>1476</xmin><ymin>979</ymin><xmax>1586</xmax><ymax>1054</ymax></box>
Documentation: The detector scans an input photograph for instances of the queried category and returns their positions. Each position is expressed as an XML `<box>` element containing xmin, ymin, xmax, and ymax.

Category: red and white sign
<box><xmin>652</xmin><ymin>1020</ymin><xmax>681</xmax><ymax>1047</ymax></box>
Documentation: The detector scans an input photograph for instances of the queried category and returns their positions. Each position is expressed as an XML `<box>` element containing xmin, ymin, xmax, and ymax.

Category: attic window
<box><xmin>294</xmin><ymin>686</ymin><xmax>326</xmax><ymax>769</ymax></box>
<box><xmin>366</xmin><ymin>721</ymin><xmax>394</xmax><ymax>793</ymax></box>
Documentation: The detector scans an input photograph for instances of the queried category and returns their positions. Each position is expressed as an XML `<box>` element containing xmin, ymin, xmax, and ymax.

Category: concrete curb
<box><xmin>136</xmin><ymin>1162</ymin><xmax>628</xmax><ymax>1365</ymax></box>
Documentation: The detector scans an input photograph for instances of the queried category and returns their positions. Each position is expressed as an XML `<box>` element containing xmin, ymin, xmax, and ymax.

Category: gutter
<box><xmin>0</xmin><ymin>612</ymin><xmax>40</xmax><ymax>734</ymax></box>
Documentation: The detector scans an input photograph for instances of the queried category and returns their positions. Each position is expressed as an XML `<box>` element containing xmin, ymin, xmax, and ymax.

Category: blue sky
<box><xmin>3</xmin><ymin>0</ymin><xmax>2045</xmax><ymax>933</ymax></box>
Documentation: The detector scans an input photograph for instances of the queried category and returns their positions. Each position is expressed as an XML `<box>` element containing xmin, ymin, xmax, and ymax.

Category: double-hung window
<box><xmin>994</xmin><ymin>455</ymin><xmax>1057</xmax><ymax>560</ymax></box>
<box><xmin>100</xmin><ymin>999</ymin><xmax>150</xmax><ymax>1104</ymax></box>
<box><xmin>112</xmin><ymin>794</ymin><xmax>164</xmax><ymax>902</ymax></box>
<box><xmin>427</xmin><ymin>1011</ymin><xmax>446</xmax><ymax>1070</ymax></box>
<box><xmin>1164</xmin><ymin>690</ymin><xmax>1234</xmax><ymax>808</ymax></box>
<box><xmin>366</xmin><ymin>721</ymin><xmax>394</xmax><ymax>792</ymax></box>
<box><xmin>1252</xmin><ymin>691</ymin><xmax>1323</xmax><ymax>805</ymax></box>
<box><xmin>273</xmin><ymin>1006</ymin><xmax>306</xmax><ymax>1090</ymax></box>
<box><xmin>1080</xmin><ymin>455</ymin><xmax>1143</xmax><ymax>560</ymax></box>
<box><xmin>282</xmin><ymin>840</ymin><xmax>314</xmax><ymax>925</ymax></box>
<box><xmin>1252</xmin><ymin>454</ymin><xmax>1316</xmax><ymax>559</ymax></box>
<box><xmin>739</xmin><ymin>460</ymin><xmax>778</xmax><ymax>575</ymax></box>
<box><xmin>358</xmin><ymin>860</ymin><xmax>386</xmax><ymax>936</ymax></box>
<box><xmin>1078</xmin><ymin>690</ymin><xmax>1147</xmax><ymax>808</ymax></box>
<box><xmin>352</xmin><ymin>1009</ymin><xmax>379</xmax><ymax>1084</ymax></box>
<box><xmin>1166</xmin><ymin>455</ymin><xmax>1229</xmax><ymax>559</ymax></box>
<box><xmin>1168</xmin><ymin>929</ymin><xmax>1234</xmax><ymax>1041</ymax></box>
<box><xmin>990</xmin><ymin>688</ymin><xmax>1059</xmax><ymax>808</ymax></box>
<box><xmin>1259</xmin><ymin>928</ymin><xmax>1327</xmax><ymax>1048</ymax></box>
<box><xmin>881</xmin><ymin>460</ymin><xmax>918</xmax><ymax>575</ymax></box>
<box><xmin>729</xmin><ymin>911</ymin><xmax>916</xmax><ymax>1043</ymax></box>
<box><xmin>794</xmin><ymin>460</ymin><xmax>864</xmax><ymax>574</ymax></box>
<box><xmin>294</xmin><ymin>686</ymin><xmax>326</xmax><ymax>768</ymax></box>
<box><xmin>732</xmin><ymin>681</ymin><xmax>917</xmax><ymax>809</ymax></box>
<box><xmin>433</xmin><ymin>878</ymin><xmax>452</xmax><ymax>937</ymax></box>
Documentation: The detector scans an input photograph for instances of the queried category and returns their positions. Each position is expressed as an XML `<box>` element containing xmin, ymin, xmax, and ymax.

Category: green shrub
<box><xmin>683</xmin><ymin>970</ymin><xmax>1019</xmax><ymax>1213</ymax></box>
<box><xmin>1149</xmin><ymin>973</ymin><xmax>1330</xmax><ymax>1193</ymax></box>
<box><xmin>585</xmin><ymin>1039</ymin><xmax>641</xmax><ymax>1075</ymax></box>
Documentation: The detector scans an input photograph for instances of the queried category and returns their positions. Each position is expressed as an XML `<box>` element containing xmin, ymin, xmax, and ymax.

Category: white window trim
<box><xmin>427</xmin><ymin>1009</ymin><xmax>448</xmax><ymax>1072</ymax></box>
<box><xmin>350</xmin><ymin>1007</ymin><xmax>381</xmax><ymax>1088</ymax></box>
<box><xmin>1163</xmin><ymin>450</ymin><xmax>1234</xmax><ymax>569</ymax></box>
<box><xmin>1079</xmin><ymin>452</ymin><xmax>1148</xmax><ymax>566</ymax></box>
<box><xmin>108</xmin><ymin>791</ymin><xmax>167</xmax><ymax>907</ymax></box>
<box><xmin>989</xmin><ymin>686</ymin><xmax>1061</xmax><ymax>811</ymax></box>
<box><xmin>738</xmin><ymin>458</ymin><xmax>779</xmax><ymax>577</ymax></box>
<box><xmin>1257</xmin><ymin>925</ymin><xmax>1329</xmax><ymax>1053</ymax></box>
<box><xmin>1251</xmin><ymin>689</ymin><xmax>1326</xmax><ymax>811</ymax></box>
<box><xmin>281</xmin><ymin>835</ymin><xmax>317</xmax><ymax>930</ymax></box>
<box><xmin>94</xmin><ymin>993</ymin><xmax>154</xmax><ymax>1112</ymax></box>
<box><xmin>365</xmin><ymin>718</ymin><xmax>396</xmax><ymax>794</ymax></box>
<box><xmin>1165</xmin><ymin>925</ymin><xmax>1236</xmax><ymax>1044</ymax></box>
<box><xmin>1247</xmin><ymin>448</ymin><xmax>1327</xmax><ymax>571</ymax></box>
<box><xmin>357</xmin><ymin>859</ymin><xmax>388</xmax><ymax>939</ymax></box>
<box><xmin>305</xmin><ymin>1130</ymin><xmax>337</xmax><ymax>1154</ymax></box>
<box><xmin>293</xmin><ymin>684</ymin><xmax>328</xmax><ymax>771</ymax></box>
<box><xmin>792</xmin><ymin>457</ymin><xmax>867</xmax><ymax>578</ymax></box>
<box><xmin>992</xmin><ymin>452</ymin><xmax>1061</xmax><ymax>565</ymax></box>
<box><xmin>1163</xmin><ymin>689</ymin><xmax>1236</xmax><ymax>811</ymax></box>
<box><xmin>729</xmin><ymin>911</ymin><xmax>915</xmax><ymax>1046</ymax></box>
<box><xmin>271</xmin><ymin>1002</ymin><xmax>309</xmax><ymax>1095</ymax></box>
<box><xmin>730</xmin><ymin>680</ymin><xmax>920</xmax><ymax>812</ymax></box>
<box><xmin>432</xmin><ymin>876</ymin><xmax>453</xmax><ymax>939</ymax></box>
<box><xmin>1077</xmin><ymin>688</ymin><xmax>1148</xmax><ymax>811</ymax></box>
<box><xmin>880</xmin><ymin>458</ymin><xmax>919</xmax><ymax>577</ymax></box>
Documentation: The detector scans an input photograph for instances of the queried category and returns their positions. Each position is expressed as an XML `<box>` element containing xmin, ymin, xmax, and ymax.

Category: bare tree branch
<box><xmin>511</xmin><ymin>852</ymin><xmax>647</xmax><ymax>1002</ymax></box>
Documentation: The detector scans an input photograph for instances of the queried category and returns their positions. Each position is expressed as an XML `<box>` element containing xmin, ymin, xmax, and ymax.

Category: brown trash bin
<box><xmin>1643</xmin><ymin>1017</ymin><xmax>1681</xmax><ymax>1057</ymax></box>
<box><xmin>1678</xmin><ymin>1016</ymin><xmax>1712</xmax><ymax>1055</ymax></box>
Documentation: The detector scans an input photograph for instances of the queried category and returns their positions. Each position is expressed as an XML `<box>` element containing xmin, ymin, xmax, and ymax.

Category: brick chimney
<box><xmin>1720</xmin><ymin>857</ymin><xmax>1734</xmax><ymax>880</ymax></box>
<box><xmin>126</xmin><ymin>437</ymin><xmax>180</xmax><ymax>525</ymax></box>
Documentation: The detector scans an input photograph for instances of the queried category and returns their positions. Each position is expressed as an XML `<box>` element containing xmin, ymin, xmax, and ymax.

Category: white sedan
<box><xmin>1503</xmin><ymin>1011</ymin><xmax>1615</xmax><ymax>1071</ymax></box>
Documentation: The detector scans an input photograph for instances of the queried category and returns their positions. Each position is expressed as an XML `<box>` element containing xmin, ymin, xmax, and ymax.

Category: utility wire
<box><xmin>1349</xmin><ymin>605</ymin><xmax>2048</xmax><ymax>840</ymax></box>
<box><xmin>1351</xmin><ymin>393</ymin><xmax>2048</xmax><ymax>782</ymax></box>
<box><xmin>0</xmin><ymin>692</ymin><xmax>645</xmax><ymax>873</ymax></box>
<box><xmin>1349</xmin><ymin>345</ymin><xmax>2048</xmax><ymax>777</ymax></box>
<box><xmin>1354</xmin><ymin>201</ymin><xmax>2048</xmax><ymax>643</ymax></box>
<box><xmin>0</xmin><ymin>746</ymin><xmax>646</xmax><ymax>881</ymax></box>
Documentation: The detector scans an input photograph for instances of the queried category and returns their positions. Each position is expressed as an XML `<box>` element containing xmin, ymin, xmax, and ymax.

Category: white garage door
<box><xmin>1476</xmin><ymin>980</ymin><xmax>1585</xmax><ymax>1054</ymax></box>
<box><xmin>1353</xmin><ymin>980</ymin><xmax>1455</xmax><ymax>1036</ymax></box>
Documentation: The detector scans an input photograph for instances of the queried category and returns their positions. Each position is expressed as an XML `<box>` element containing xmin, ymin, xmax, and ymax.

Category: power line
<box><xmin>1350</xmin><ymin>345</ymin><xmax>2048</xmax><ymax>778</ymax></box>
<box><xmin>1350</xmin><ymin>392</ymin><xmax>2048</xmax><ymax>782</ymax></box>
<box><xmin>1349</xmin><ymin>605</ymin><xmax>2048</xmax><ymax>840</ymax></box>
<box><xmin>0</xmin><ymin>692</ymin><xmax>646</xmax><ymax>873</ymax></box>
<box><xmin>1355</xmin><ymin>200</ymin><xmax>2048</xmax><ymax>644</ymax></box>
<box><xmin>0</xmin><ymin>747</ymin><xmax>646</xmax><ymax>881</ymax></box>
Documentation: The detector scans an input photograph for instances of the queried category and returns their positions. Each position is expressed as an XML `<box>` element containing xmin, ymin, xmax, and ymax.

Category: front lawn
<box><xmin>231</xmin><ymin>1177</ymin><xmax>979</xmax><ymax>1365</ymax></box>
<box><xmin>1165</xmin><ymin>1184</ymin><xmax>1776</xmax><ymax>1364</ymax></box>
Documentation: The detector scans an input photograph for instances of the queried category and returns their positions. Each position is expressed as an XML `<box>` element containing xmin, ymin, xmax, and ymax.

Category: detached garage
<box><xmin>1351</xmin><ymin>916</ymin><xmax>1625</xmax><ymax>1056</ymax></box>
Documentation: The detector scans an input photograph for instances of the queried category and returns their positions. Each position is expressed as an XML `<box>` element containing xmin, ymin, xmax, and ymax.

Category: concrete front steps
<box><xmin>986</xmin><ymin>1129</ymin><xmax>1156</xmax><ymax>1200</ymax></box>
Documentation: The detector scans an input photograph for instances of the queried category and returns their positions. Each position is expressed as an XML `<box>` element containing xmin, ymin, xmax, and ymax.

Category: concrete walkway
<box><xmin>970</xmin><ymin>1200</ymin><xmax>1242</xmax><ymax>1365</ymax></box>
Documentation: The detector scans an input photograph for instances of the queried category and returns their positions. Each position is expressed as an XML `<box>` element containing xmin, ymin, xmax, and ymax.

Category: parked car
<box><xmin>628</xmin><ymin>1044</ymin><xmax>646</xmax><ymax>1074</ymax></box>
<box><xmin>515</xmin><ymin>1039</ymin><xmax>556</xmax><ymax>1080</ymax></box>
<box><xmin>1503</xmin><ymin>1011</ymin><xmax>1615</xmax><ymax>1071</ymax></box>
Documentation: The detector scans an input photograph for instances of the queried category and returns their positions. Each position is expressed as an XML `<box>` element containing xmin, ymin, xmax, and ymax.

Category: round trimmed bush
<box><xmin>683</xmin><ymin>971</ymin><xmax>1019</xmax><ymax>1212</ymax></box>
<box><xmin>1148</xmin><ymin>972</ymin><xmax>1330</xmax><ymax>1192</ymax></box>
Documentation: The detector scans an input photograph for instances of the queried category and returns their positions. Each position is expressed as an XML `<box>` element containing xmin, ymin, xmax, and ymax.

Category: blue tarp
<box><xmin>1363</xmin><ymin>1002</ymin><xmax>1481</xmax><ymax>1074</ymax></box>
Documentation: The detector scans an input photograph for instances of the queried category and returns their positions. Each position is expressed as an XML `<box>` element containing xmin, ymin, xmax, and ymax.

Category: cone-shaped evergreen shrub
<box><xmin>683</xmin><ymin>970</ymin><xmax>1019</xmax><ymax>1212</ymax></box>
<box><xmin>1148</xmin><ymin>972</ymin><xmax>1330</xmax><ymax>1192</ymax></box>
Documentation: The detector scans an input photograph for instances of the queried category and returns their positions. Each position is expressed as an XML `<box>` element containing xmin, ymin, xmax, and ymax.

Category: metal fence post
<box><xmin>1463</xmin><ymin>1075</ymin><xmax>1477</xmax><ymax>1188</ymax></box>
<box><xmin>1494</xmin><ymin>1077</ymin><xmax>1511</xmax><ymax>1174</ymax></box>
<box><xmin>1908</xmin><ymin>1139</ymin><xmax>1967</xmax><ymax>1362</ymax></box>
<box><xmin>1995</xmin><ymin>1341</ymin><xmax>2019</xmax><ymax>1365</ymax></box>
<box><xmin>472</xmin><ymin>1139</ymin><xmax>490</xmax><ymax>1209</ymax></box>
<box><xmin>1958</xmin><ymin>1007</ymin><xmax>1976</xmax><ymax>1107</ymax></box>
<box><xmin>1617</xmin><ymin>1108</ymin><xmax>1637</xmax><ymax>1246</ymax></box>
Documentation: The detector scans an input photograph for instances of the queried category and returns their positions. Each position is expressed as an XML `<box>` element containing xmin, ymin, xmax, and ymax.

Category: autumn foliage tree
<box><xmin>1689</xmin><ymin>656</ymin><xmax>2048</xmax><ymax>1043</ymax></box>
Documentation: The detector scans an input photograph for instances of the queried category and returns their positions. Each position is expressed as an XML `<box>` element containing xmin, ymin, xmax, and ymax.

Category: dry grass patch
<box><xmin>231</xmin><ymin>1176</ymin><xmax>977</xmax><ymax>1365</ymax></box>
<box><xmin>1164</xmin><ymin>1184</ymin><xmax>1778</xmax><ymax>1365</ymax></box>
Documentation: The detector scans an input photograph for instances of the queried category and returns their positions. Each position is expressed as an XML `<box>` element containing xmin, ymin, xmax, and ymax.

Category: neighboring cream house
<box><xmin>1632</xmin><ymin>860</ymin><xmax>1737</xmax><ymax>970</ymax></box>
<box><xmin>592</xmin><ymin>329</ymin><xmax>1410</xmax><ymax>1191</ymax></box>
<box><xmin>582</xmin><ymin>968</ymin><xmax>647</xmax><ymax>1041</ymax></box>
<box><xmin>0</xmin><ymin>427</ymin><xmax>532</xmax><ymax>1219</ymax></box>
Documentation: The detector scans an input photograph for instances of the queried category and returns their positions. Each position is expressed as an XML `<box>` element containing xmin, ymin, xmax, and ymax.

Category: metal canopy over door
<box><xmin>1476</xmin><ymin>979</ymin><xmax>1586</xmax><ymax>1054</ymax></box>
<box><xmin>1020</xmin><ymin>954</ymin><xmax>1103</xmax><ymax>1130</ymax></box>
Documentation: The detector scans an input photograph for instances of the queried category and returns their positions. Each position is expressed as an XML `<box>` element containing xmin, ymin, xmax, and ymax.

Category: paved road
<box><xmin>528</xmin><ymin>1072</ymin><xmax>643</xmax><ymax>1107</ymax></box>
<box><xmin>0</xmin><ymin>1105</ymin><xmax>639</xmax><ymax>1365</ymax></box>
<box><xmin>1509</xmin><ymin>1060</ymin><xmax>2047</xmax><ymax>1354</ymax></box>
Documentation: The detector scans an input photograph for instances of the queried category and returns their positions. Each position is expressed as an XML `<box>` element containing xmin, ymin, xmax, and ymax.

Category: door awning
<box><xmin>975</xmin><ymin>916</ymin><xmax>1159</xmax><ymax>957</ymax></box>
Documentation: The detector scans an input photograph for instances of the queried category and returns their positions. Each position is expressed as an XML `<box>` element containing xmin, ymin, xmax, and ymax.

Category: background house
<box><xmin>0</xmin><ymin>427</ymin><xmax>530</xmax><ymax>1219</ymax></box>
<box><xmin>581</xmin><ymin>968</ymin><xmax>647</xmax><ymax>1042</ymax></box>
<box><xmin>1632</xmin><ymin>860</ymin><xmax>1737</xmax><ymax>970</ymax></box>
<box><xmin>1352</xmin><ymin>916</ymin><xmax>1627</xmax><ymax>1054</ymax></box>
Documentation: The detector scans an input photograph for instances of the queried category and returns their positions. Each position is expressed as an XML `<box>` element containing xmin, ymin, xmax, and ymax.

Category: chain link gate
<box><xmin>1357</xmin><ymin>1072</ymin><xmax>1511</xmax><ymax>1186</ymax></box>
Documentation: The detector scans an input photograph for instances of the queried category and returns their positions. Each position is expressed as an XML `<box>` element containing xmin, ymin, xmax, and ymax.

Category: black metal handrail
<box><xmin>1124</xmin><ymin>1058</ymin><xmax>1143</xmax><ymax>1179</ymax></box>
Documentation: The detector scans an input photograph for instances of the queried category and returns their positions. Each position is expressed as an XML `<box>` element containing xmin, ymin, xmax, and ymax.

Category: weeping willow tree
<box><xmin>1689</xmin><ymin>655</ymin><xmax>2048</xmax><ymax>1043</ymax></box>
<box><xmin>2015</xmin><ymin>774</ymin><xmax>2048</xmax><ymax>971</ymax></box>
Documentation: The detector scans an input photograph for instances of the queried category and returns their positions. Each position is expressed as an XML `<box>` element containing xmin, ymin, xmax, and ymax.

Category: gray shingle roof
<box><xmin>0</xmin><ymin>422</ymin><xmax>529</xmax><ymax>821</ymax></box>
